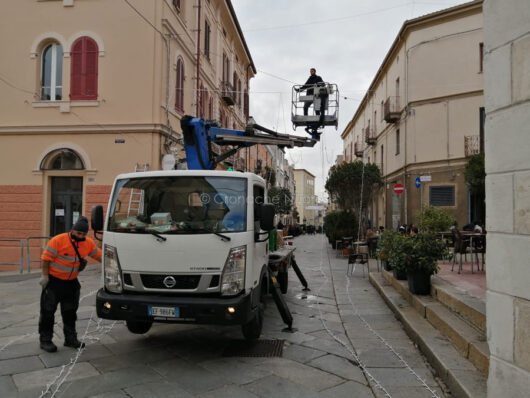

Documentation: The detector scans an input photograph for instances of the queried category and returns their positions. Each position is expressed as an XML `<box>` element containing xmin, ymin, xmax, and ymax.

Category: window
<box><xmin>479</xmin><ymin>42</ymin><xmax>484</xmax><ymax>73</ymax></box>
<box><xmin>380</xmin><ymin>145</ymin><xmax>384</xmax><ymax>172</ymax></box>
<box><xmin>237</xmin><ymin>78</ymin><xmax>242</xmax><ymax>107</ymax></box>
<box><xmin>198</xmin><ymin>83</ymin><xmax>205</xmax><ymax>118</ymax></box>
<box><xmin>479</xmin><ymin>107</ymin><xmax>485</xmax><ymax>153</ymax></box>
<box><xmin>172</xmin><ymin>0</ymin><xmax>181</xmax><ymax>13</ymax></box>
<box><xmin>40</xmin><ymin>149</ymin><xmax>84</xmax><ymax>170</ymax></box>
<box><xmin>233</xmin><ymin>71</ymin><xmax>238</xmax><ymax>103</ymax></box>
<box><xmin>208</xmin><ymin>96</ymin><xmax>213</xmax><ymax>119</ymax></box>
<box><xmin>40</xmin><ymin>43</ymin><xmax>63</xmax><ymax>101</ymax></box>
<box><xmin>244</xmin><ymin>89</ymin><xmax>249</xmax><ymax>119</ymax></box>
<box><xmin>396</xmin><ymin>129</ymin><xmax>400</xmax><ymax>155</ymax></box>
<box><xmin>175</xmin><ymin>57</ymin><xmax>185</xmax><ymax>112</ymax></box>
<box><xmin>70</xmin><ymin>37</ymin><xmax>98</xmax><ymax>100</ymax></box>
<box><xmin>429</xmin><ymin>186</ymin><xmax>455</xmax><ymax>206</ymax></box>
<box><xmin>204</xmin><ymin>20</ymin><xmax>211</xmax><ymax>60</ymax></box>
<box><xmin>222</xmin><ymin>53</ymin><xmax>228</xmax><ymax>83</ymax></box>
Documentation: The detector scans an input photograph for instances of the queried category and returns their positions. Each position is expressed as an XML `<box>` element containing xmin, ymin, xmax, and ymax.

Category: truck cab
<box><xmin>94</xmin><ymin>169</ymin><xmax>275</xmax><ymax>339</ymax></box>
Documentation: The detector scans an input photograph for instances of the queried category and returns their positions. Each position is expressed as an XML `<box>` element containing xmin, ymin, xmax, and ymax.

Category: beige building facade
<box><xmin>484</xmin><ymin>0</ymin><xmax>530</xmax><ymax>395</ymax></box>
<box><xmin>293</xmin><ymin>169</ymin><xmax>316</xmax><ymax>226</ymax></box>
<box><xmin>341</xmin><ymin>1</ymin><xmax>484</xmax><ymax>230</ymax></box>
<box><xmin>0</xmin><ymin>0</ymin><xmax>255</xmax><ymax>263</ymax></box>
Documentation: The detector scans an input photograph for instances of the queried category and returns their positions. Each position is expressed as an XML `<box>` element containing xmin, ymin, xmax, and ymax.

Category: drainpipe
<box><xmin>195</xmin><ymin>0</ymin><xmax>201</xmax><ymax>116</ymax></box>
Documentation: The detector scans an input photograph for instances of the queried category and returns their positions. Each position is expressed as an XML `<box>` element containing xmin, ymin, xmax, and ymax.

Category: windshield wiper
<box><xmin>202</xmin><ymin>226</ymin><xmax>231</xmax><ymax>242</ymax></box>
<box><xmin>146</xmin><ymin>230</ymin><xmax>167</xmax><ymax>242</ymax></box>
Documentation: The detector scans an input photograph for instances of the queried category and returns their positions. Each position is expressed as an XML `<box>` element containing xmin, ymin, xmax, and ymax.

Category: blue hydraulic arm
<box><xmin>180</xmin><ymin>115</ymin><xmax>317</xmax><ymax>170</ymax></box>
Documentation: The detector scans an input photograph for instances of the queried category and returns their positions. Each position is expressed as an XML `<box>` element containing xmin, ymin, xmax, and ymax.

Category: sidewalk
<box><xmin>436</xmin><ymin>261</ymin><xmax>486</xmax><ymax>300</ymax></box>
<box><xmin>0</xmin><ymin>235</ymin><xmax>449</xmax><ymax>397</ymax></box>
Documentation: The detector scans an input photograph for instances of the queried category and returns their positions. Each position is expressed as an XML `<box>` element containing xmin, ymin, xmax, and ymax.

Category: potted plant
<box><xmin>406</xmin><ymin>233</ymin><xmax>448</xmax><ymax>294</ymax></box>
<box><xmin>387</xmin><ymin>232</ymin><xmax>412</xmax><ymax>280</ymax></box>
<box><xmin>378</xmin><ymin>230</ymin><xmax>393</xmax><ymax>271</ymax></box>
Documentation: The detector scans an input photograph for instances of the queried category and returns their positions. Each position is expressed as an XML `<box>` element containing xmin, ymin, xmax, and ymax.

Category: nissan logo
<box><xmin>163</xmin><ymin>276</ymin><xmax>176</xmax><ymax>288</ymax></box>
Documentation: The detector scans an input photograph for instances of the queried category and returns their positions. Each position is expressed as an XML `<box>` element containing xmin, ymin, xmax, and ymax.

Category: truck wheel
<box><xmin>278</xmin><ymin>271</ymin><xmax>288</xmax><ymax>294</ymax></box>
<box><xmin>241</xmin><ymin>282</ymin><xmax>265</xmax><ymax>340</ymax></box>
<box><xmin>126</xmin><ymin>320</ymin><xmax>152</xmax><ymax>334</ymax></box>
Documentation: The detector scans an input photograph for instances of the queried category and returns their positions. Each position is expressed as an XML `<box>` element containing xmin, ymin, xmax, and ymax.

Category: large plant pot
<box><xmin>407</xmin><ymin>272</ymin><xmax>431</xmax><ymax>295</ymax></box>
<box><xmin>393</xmin><ymin>268</ymin><xmax>407</xmax><ymax>280</ymax></box>
<box><xmin>382</xmin><ymin>260</ymin><xmax>392</xmax><ymax>271</ymax></box>
<box><xmin>331</xmin><ymin>240</ymin><xmax>337</xmax><ymax>249</ymax></box>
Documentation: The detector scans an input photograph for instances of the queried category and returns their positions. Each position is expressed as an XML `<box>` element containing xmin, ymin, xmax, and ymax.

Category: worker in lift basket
<box><xmin>38</xmin><ymin>216</ymin><xmax>102</xmax><ymax>352</ymax></box>
<box><xmin>297</xmin><ymin>68</ymin><xmax>324</xmax><ymax>115</ymax></box>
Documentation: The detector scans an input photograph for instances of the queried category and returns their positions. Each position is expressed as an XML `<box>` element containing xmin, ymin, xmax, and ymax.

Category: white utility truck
<box><xmin>93</xmin><ymin>169</ymin><xmax>275</xmax><ymax>339</ymax></box>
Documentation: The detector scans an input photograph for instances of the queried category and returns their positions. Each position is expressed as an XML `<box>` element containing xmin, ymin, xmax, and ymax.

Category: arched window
<box><xmin>41</xmin><ymin>43</ymin><xmax>63</xmax><ymax>101</ymax></box>
<box><xmin>40</xmin><ymin>149</ymin><xmax>84</xmax><ymax>170</ymax></box>
<box><xmin>175</xmin><ymin>57</ymin><xmax>185</xmax><ymax>112</ymax></box>
<box><xmin>70</xmin><ymin>37</ymin><xmax>98</xmax><ymax>100</ymax></box>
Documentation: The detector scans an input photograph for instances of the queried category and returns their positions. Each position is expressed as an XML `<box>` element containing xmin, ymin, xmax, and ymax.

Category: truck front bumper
<box><xmin>96</xmin><ymin>289</ymin><xmax>255</xmax><ymax>325</ymax></box>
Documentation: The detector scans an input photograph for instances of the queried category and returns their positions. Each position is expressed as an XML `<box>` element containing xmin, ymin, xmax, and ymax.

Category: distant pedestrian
<box><xmin>38</xmin><ymin>217</ymin><xmax>102</xmax><ymax>353</ymax></box>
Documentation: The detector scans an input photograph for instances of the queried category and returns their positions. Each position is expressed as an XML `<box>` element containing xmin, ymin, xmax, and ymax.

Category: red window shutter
<box><xmin>70</xmin><ymin>40</ymin><xmax>83</xmax><ymax>98</ymax></box>
<box><xmin>70</xmin><ymin>37</ymin><xmax>98</xmax><ymax>100</ymax></box>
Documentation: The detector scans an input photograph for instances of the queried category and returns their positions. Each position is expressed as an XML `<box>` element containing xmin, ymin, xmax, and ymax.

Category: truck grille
<box><xmin>140</xmin><ymin>274</ymin><xmax>201</xmax><ymax>289</ymax></box>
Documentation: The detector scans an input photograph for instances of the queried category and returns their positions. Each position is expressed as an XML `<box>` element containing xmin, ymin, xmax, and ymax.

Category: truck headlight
<box><xmin>221</xmin><ymin>245</ymin><xmax>246</xmax><ymax>296</ymax></box>
<box><xmin>104</xmin><ymin>245</ymin><xmax>123</xmax><ymax>293</ymax></box>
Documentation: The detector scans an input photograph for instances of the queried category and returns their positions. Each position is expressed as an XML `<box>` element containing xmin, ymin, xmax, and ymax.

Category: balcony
<box><xmin>221</xmin><ymin>81</ymin><xmax>235</xmax><ymax>106</ymax></box>
<box><xmin>354</xmin><ymin>142</ymin><xmax>364</xmax><ymax>157</ymax></box>
<box><xmin>384</xmin><ymin>96</ymin><xmax>400</xmax><ymax>123</ymax></box>
<box><xmin>364</xmin><ymin>126</ymin><xmax>376</xmax><ymax>145</ymax></box>
<box><xmin>465</xmin><ymin>135</ymin><xmax>480</xmax><ymax>157</ymax></box>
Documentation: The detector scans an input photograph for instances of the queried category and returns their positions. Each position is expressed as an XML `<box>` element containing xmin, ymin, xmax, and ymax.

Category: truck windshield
<box><xmin>107</xmin><ymin>176</ymin><xmax>247</xmax><ymax>234</ymax></box>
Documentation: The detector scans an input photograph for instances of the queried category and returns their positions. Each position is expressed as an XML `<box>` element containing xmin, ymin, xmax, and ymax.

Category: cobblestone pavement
<box><xmin>0</xmin><ymin>234</ymin><xmax>448</xmax><ymax>398</ymax></box>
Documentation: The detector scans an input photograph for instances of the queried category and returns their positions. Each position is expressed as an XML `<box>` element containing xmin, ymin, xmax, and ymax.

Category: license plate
<box><xmin>148</xmin><ymin>306</ymin><xmax>180</xmax><ymax>318</ymax></box>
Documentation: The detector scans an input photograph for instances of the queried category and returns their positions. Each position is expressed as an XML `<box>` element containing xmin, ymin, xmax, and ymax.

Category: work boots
<box><xmin>40</xmin><ymin>341</ymin><xmax>58</xmax><ymax>353</ymax></box>
<box><xmin>64</xmin><ymin>336</ymin><xmax>85</xmax><ymax>349</ymax></box>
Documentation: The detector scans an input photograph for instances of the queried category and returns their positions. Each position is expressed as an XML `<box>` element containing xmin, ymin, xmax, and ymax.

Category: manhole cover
<box><xmin>223</xmin><ymin>339</ymin><xmax>284</xmax><ymax>357</ymax></box>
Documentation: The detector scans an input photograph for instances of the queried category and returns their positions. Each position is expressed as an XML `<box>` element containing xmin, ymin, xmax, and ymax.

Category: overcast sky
<box><xmin>231</xmin><ymin>0</ymin><xmax>469</xmax><ymax>200</ymax></box>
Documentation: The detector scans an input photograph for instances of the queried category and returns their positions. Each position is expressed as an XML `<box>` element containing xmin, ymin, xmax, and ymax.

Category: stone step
<box><xmin>370</xmin><ymin>272</ymin><xmax>487</xmax><ymax>398</ymax></box>
<box><xmin>381</xmin><ymin>270</ymin><xmax>489</xmax><ymax>374</ymax></box>
<box><xmin>431</xmin><ymin>276</ymin><xmax>486</xmax><ymax>333</ymax></box>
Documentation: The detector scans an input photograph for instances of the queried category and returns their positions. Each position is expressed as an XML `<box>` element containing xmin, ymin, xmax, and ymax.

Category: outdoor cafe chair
<box><xmin>347</xmin><ymin>251</ymin><xmax>370</xmax><ymax>277</ymax></box>
<box><xmin>451</xmin><ymin>229</ymin><xmax>477</xmax><ymax>274</ymax></box>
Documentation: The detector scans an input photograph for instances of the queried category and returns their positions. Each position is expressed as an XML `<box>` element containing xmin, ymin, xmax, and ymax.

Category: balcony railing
<box><xmin>221</xmin><ymin>81</ymin><xmax>235</xmax><ymax>106</ymax></box>
<box><xmin>354</xmin><ymin>142</ymin><xmax>364</xmax><ymax>157</ymax></box>
<box><xmin>364</xmin><ymin>126</ymin><xmax>376</xmax><ymax>145</ymax></box>
<box><xmin>384</xmin><ymin>96</ymin><xmax>400</xmax><ymax>123</ymax></box>
<box><xmin>465</xmin><ymin>135</ymin><xmax>480</xmax><ymax>157</ymax></box>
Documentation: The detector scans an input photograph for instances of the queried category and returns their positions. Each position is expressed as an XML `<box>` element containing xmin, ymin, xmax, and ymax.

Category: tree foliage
<box><xmin>268</xmin><ymin>186</ymin><xmax>292</xmax><ymax>215</ymax></box>
<box><xmin>325</xmin><ymin>161</ymin><xmax>383</xmax><ymax>215</ymax></box>
<box><xmin>323</xmin><ymin>210</ymin><xmax>358</xmax><ymax>242</ymax></box>
<box><xmin>464</xmin><ymin>153</ymin><xmax>485</xmax><ymax>195</ymax></box>
<box><xmin>417</xmin><ymin>206</ymin><xmax>456</xmax><ymax>232</ymax></box>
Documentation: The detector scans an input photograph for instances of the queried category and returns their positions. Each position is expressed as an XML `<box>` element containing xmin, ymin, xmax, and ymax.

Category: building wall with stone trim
<box><xmin>484</xmin><ymin>0</ymin><xmax>530</xmax><ymax>396</ymax></box>
<box><xmin>0</xmin><ymin>0</ymin><xmax>255</xmax><ymax>263</ymax></box>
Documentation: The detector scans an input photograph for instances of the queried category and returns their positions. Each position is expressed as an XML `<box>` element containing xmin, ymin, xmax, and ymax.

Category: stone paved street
<box><xmin>0</xmin><ymin>234</ymin><xmax>448</xmax><ymax>397</ymax></box>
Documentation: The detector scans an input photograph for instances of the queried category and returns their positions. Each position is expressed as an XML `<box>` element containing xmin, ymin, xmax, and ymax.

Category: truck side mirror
<box><xmin>259</xmin><ymin>204</ymin><xmax>275</xmax><ymax>232</ymax></box>
<box><xmin>91</xmin><ymin>205</ymin><xmax>104</xmax><ymax>232</ymax></box>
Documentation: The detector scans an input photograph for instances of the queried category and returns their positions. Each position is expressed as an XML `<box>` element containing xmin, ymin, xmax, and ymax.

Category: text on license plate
<box><xmin>148</xmin><ymin>306</ymin><xmax>180</xmax><ymax>318</ymax></box>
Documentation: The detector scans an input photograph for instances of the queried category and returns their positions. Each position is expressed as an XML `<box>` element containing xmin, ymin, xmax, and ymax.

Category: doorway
<box><xmin>50</xmin><ymin>177</ymin><xmax>83</xmax><ymax>236</ymax></box>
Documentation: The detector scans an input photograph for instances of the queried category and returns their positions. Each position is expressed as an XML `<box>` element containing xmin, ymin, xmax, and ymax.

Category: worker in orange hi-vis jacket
<box><xmin>38</xmin><ymin>216</ymin><xmax>102</xmax><ymax>353</ymax></box>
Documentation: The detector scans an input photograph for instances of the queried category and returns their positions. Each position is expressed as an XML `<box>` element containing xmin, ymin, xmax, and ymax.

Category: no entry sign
<box><xmin>393</xmin><ymin>183</ymin><xmax>405</xmax><ymax>194</ymax></box>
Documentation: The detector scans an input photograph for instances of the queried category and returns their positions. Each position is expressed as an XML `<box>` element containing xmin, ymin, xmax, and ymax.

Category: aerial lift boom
<box><xmin>180</xmin><ymin>115</ymin><xmax>317</xmax><ymax>170</ymax></box>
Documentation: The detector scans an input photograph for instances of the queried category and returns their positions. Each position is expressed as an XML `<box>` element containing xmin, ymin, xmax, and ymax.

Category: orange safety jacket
<box><xmin>41</xmin><ymin>233</ymin><xmax>102</xmax><ymax>280</ymax></box>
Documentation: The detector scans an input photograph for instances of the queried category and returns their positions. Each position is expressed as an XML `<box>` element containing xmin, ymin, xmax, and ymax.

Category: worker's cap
<box><xmin>72</xmin><ymin>216</ymin><xmax>89</xmax><ymax>233</ymax></box>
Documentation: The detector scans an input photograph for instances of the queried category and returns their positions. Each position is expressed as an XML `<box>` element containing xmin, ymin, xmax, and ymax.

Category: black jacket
<box><xmin>300</xmin><ymin>74</ymin><xmax>324</xmax><ymax>94</ymax></box>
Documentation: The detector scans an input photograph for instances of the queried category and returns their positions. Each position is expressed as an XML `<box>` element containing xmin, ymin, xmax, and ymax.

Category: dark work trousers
<box><xmin>39</xmin><ymin>275</ymin><xmax>81</xmax><ymax>343</ymax></box>
<box><xmin>303</xmin><ymin>89</ymin><xmax>315</xmax><ymax>116</ymax></box>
